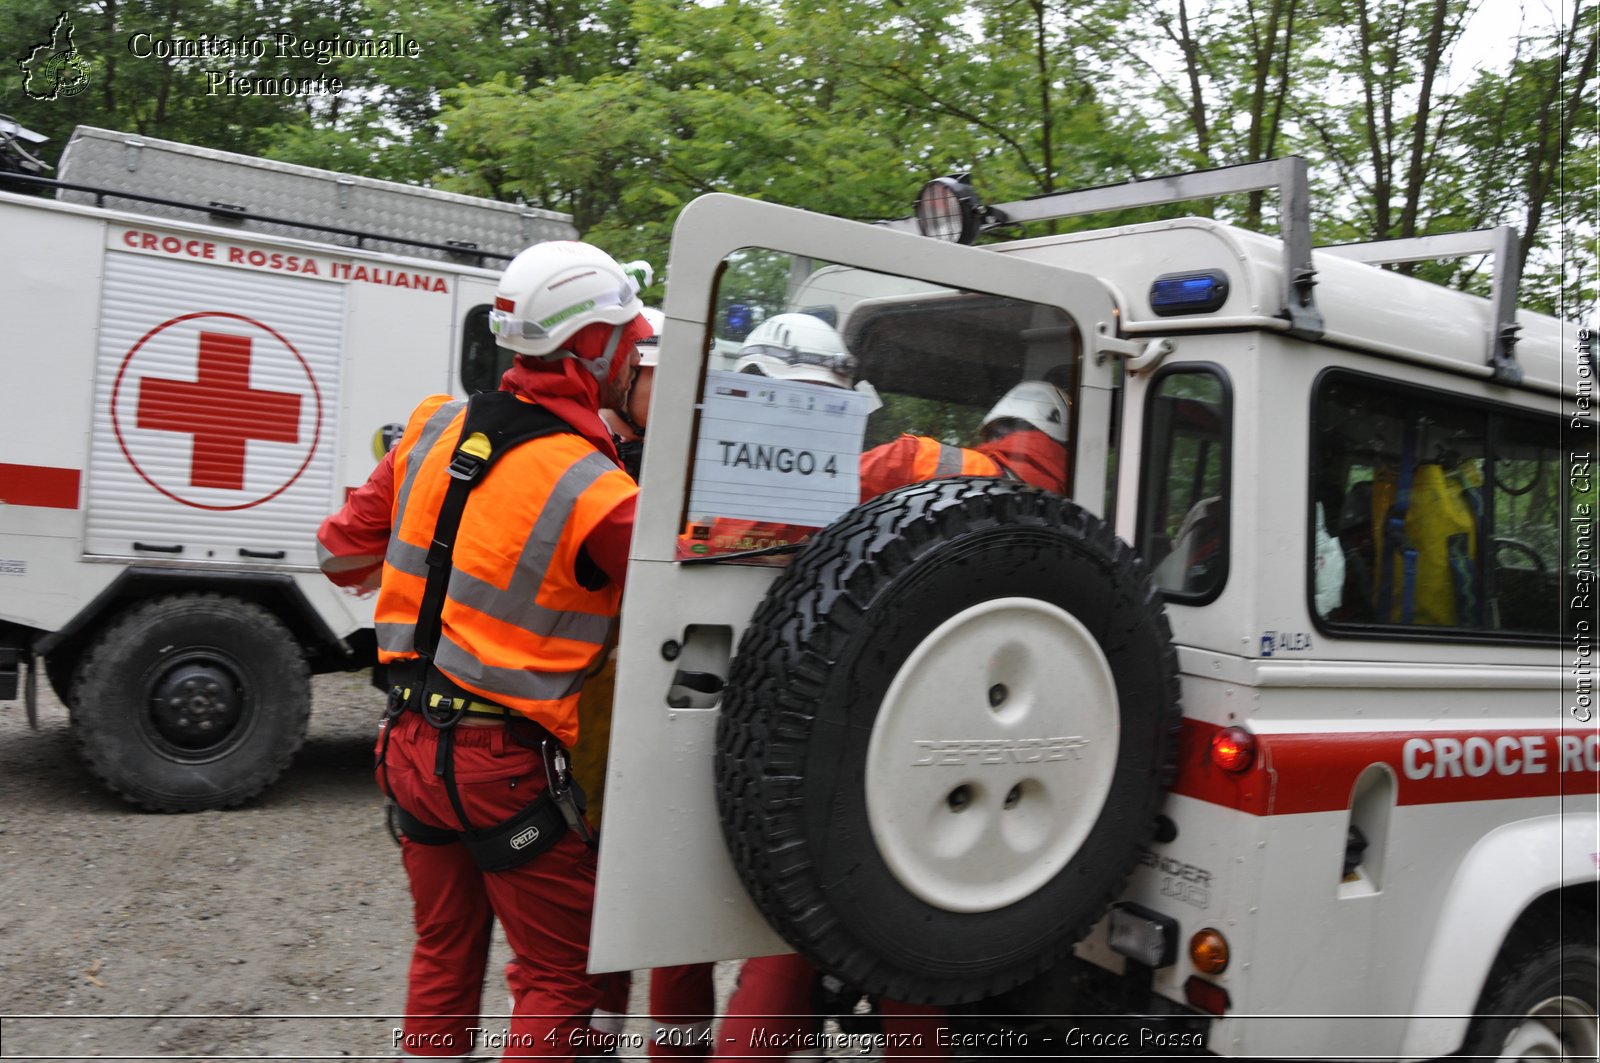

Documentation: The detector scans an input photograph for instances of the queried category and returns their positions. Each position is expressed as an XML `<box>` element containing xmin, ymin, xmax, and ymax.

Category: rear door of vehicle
<box><xmin>592</xmin><ymin>193</ymin><xmax>1119</xmax><ymax>971</ymax></box>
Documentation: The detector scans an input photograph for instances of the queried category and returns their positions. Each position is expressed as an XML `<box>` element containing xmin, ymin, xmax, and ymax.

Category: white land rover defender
<box><xmin>593</xmin><ymin>159</ymin><xmax>1596</xmax><ymax>1059</ymax></box>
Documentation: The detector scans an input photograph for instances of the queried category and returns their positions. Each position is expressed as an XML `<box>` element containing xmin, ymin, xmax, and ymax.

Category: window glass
<box><xmin>681</xmin><ymin>248</ymin><xmax>1082</xmax><ymax>562</ymax></box>
<box><xmin>1138</xmin><ymin>368</ymin><xmax>1230</xmax><ymax>600</ymax></box>
<box><xmin>1489</xmin><ymin>416</ymin><xmax>1566</xmax><ymax>633</ymax></box>
<box><xmin>459</xmin><ymin>305</ymin><xmax>512</xmax><ymax>395</ymax></box>
<box><xmin>1312</xmin><ymin>371</ymin><xmax>1565</xmax><ymax>638</ymax></box>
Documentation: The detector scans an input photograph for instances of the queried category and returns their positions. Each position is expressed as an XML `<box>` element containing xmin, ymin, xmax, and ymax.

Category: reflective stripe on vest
<box><xmin>374</xmin><ymin>394</ymin><xmax>632</xmax><ymax>744</ymax></box>
<box><xmin>393</xmin><ymin>399</ymin><xmax>462</xmax><ymax>520</ymax></box>
<box><xmin>380</xmin><ymin>449</ymin><xmax>619</xmax><ymax>647</ymax></box>
<box><xmin>910</xmin><ymin>435</ymin><xmax>1001</xmax><ymax>481</ymax></box>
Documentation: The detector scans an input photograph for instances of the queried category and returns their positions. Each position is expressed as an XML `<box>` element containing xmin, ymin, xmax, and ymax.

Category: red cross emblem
<box><xmin>136</xmin><ymin>331</ymin><xmax>302</xmax><ymax>490</ymax></box>
<box><xmin>111</xmin><ymin>312</ymin><xmax>324</xmax><ymax>511</ymax></box>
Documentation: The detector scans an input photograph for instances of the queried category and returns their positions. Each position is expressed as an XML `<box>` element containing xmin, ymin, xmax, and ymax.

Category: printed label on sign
<box><xmin>0</xmin><ymin>559</ymin><xmax>25</xmax><ymax>576</ymax></box>
<box><xmin>113</xmin><ymin>227</ymin><xmax>450</xmax><ymax>294</ymax></box>
<box><xmin>686</xmin><ymin>370</ymin><xmax>873</xmax><ymax>527</ymax></box>
<box><xmin>1172</xmin><ymin>718</ymin><xmax>1600</xmax><ymax>816</ymax></box>
<box><xmin>1260</xmin><ymin>630</ymin><xmax>1313</xmax><ymax>656</ymax></box>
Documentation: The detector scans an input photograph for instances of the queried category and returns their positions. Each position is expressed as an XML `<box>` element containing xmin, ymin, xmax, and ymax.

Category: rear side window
<box><xmin>1312</xmin><ymin>371</ymin><xmax>1570</xmax><ymax>639</ymax></box>
<box><xmin>1138</xmin><ymin>365</ymin><xmax>1231</xmax><ymax>602</ymax></box>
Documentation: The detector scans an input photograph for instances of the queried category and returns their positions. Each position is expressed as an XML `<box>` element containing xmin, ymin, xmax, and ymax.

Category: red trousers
<box><xmin>715</xmin><ymin>954</ymin><xmax>949</xmax><ymax>1059</ymax></box>
<box><xmin>378</xmin><ymin>712</ymin><xmax>621</xmax><ymax>1060</ymax></box>
<box><xmin>649</xmin><ymin>962</ymin><xmax>716</xmax><ymax>1060</ymax></box>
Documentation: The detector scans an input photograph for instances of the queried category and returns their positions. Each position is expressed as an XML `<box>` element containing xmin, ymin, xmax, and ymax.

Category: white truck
<box><xmin>0</xmin><ymin>124</ymin><xmax>575</xmax><ymax>812</ymax></box>
<box><xmin>594</xmin><ymin>160</ymin><xmax>1596</xmax><ymax>1058</ymax></box>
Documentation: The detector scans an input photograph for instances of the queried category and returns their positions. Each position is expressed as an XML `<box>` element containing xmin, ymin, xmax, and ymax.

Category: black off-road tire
<box><xmin>1460</xmin><ymin>915</ymin><xmax>1599</xmax><ymax>1061</ymax></box>
<box><xmin>70</xmin><ymin>594</ymin><xmax>310</xmax><ymax>812</ymax></box>
<box><xmin>715</xmin><ymin>478</ymin><xmax>1181</xmax><ymax>1004</ymax></box>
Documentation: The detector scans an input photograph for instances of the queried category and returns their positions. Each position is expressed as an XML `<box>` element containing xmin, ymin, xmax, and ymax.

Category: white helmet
<box><xmin>734</xmin><ymin>312</ymin><xmax>855</xmax><ymax>389</ymax></box>
<box><xmin>981</xmin><ymin>381</ymin><xmax>1072</xmax><ymax>444</ymax></box>
<box><xmin>636</xmin><ymin>307</ymin><xmax>664</xmax><ymax>368</ymax></box>
<box><xmin>489</xmin><ymin>241</ymin><xmax>652</xmax><ymax>360</ymax></box>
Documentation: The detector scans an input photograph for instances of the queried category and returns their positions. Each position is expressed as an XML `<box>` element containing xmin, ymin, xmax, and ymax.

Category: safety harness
<box><xmin>378</xmin><ymin>392</ymin><xmax>596</xmax><ymax>871</ymax></box>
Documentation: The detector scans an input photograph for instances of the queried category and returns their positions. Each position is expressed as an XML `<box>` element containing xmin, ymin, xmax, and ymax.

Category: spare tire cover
<box><xmin>715</xmin><ymin>478</ymin><xmax>1181</xmax><ymax>1004</ymax></box>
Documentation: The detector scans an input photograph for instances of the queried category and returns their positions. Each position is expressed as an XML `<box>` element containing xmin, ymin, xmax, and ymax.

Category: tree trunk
<box><xmin>1244</xmin><ymin>0</ymin><xmax>1295</xmax><ymax>227</ymax></box>
<box><xmin>1397</xmin><ymin>0</ymin><xmax>1451</xmax><ymax>238</ymax></box>
<box><xmin>1177</xmin><ymin>0</ymin><xmax>1212</xmax><ymax>168</ymax></box>
<box><xmin>1351</xmin><ymin>0</ymin><xmax>1391</xmax><ymax>236</ymax></box>
<box><xmin>1519</xmin><ymin>1</ymin><xmax>1597</xmax><ymax>276</ymax></box>
<box><xmin>1032</xmin><ymin>0</ymin><xmax>1055</xmax><ymax>194</ymax></box>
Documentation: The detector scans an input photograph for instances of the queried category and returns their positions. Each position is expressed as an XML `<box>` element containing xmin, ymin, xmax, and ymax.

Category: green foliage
<box><xmin>1125</xmin><ymin>0</ymin><xmax>1594</xmax><ymax>315</ymax></box>
<box><xmin>868</xmin><ymin>393</ymin><xmax>985</xmax><ymax>449</ymax></box>
<box><xmin>1</xmin><ymin>0</ymin><xmax>1588</xmax><ymax>319</ymax></box>
<box><xmin>4</xmin><ymin>0</ymin><xmax>336</xmax><ymax>157</ymax></box>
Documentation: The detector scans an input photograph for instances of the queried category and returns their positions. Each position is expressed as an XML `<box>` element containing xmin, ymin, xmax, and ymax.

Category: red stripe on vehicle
<box><xmin>0</xmin><ymin>464</ymin><xmax>81</xmax><ymax>509</ymax></box>
<box><xmin>1171</xmin><ymin>718</ymin><xmax>1600</xmax><ymax>816</ymax></box>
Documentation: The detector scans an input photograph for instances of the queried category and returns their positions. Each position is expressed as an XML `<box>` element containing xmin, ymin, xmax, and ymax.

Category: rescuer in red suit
<box><xmin>316</xmin><ymin>241</ymin><xmax>654</xmax><ymax>1062</ymax></box>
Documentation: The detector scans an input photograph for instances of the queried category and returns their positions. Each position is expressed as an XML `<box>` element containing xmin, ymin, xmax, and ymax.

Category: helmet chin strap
<box><xmin>596</xmin><ymin>322</ymin><xmax>647</xmax><ymax>436</ymax></box>
<box><xmin>542</xmin><ymin>323</ymin><xmax>627</xmax><ymax>383</ymax></box>
<box><xmin>586</xmin><ymin>324</ymin><xmax>627</xmax><ymax>383</ymax></box>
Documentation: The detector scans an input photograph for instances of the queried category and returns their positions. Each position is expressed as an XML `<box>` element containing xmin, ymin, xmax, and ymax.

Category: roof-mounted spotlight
<box><xmin>915</xmin><ymin>173</ymin><xmax>990</xmax><ymax>245</ymax></box>
<box><xmin>914</xmin><ymin>173</ymin><xmax>1012</xmax><ymax>245</ymax></box>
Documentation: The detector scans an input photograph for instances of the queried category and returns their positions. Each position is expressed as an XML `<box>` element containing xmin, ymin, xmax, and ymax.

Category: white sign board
<box><xmin>686</xmin><ymin>370</ymin><xmax>873</xmax><ymax>526</ymax></box>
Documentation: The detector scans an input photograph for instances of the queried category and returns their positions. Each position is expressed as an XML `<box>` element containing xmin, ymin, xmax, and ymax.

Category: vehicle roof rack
<box><xmin>0</xmin><ymin>170</ymin><xmax>517</xmax><ymax>267</ymax></box>
<box><xmin>896</xmin><ymin>157</ymin><xmax>1325</xmax><ymax>340</ymax></box>
<box><xmin>1320</xmin><ymin>227</ymin><xmax>1523</xmax><ymax>385</ymax></box>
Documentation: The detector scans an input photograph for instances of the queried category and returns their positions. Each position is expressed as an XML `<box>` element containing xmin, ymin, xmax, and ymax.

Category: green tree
<box><xmin>1124</xmin><ymin>0</ymin><xmax>1593</xmax><ymax>316</ymax></box>
<box><xmin>5</xmin><ymin>0</ymin><xmax>1586</xmax><ymax>319</ymax></box>
<box><xmin>3</xmin><ymin>0</ymin><xmax>353</xmax><ymax>166</ymax></box>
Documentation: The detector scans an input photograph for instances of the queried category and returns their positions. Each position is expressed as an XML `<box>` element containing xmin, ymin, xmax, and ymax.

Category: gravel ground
<box><xmin>0</xmin><ymin>671</ymin><xmax>733</xmax><ymax>1062</ymax></box>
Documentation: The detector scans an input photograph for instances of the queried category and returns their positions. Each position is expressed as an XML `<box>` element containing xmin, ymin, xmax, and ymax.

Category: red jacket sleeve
<box><xmin>316</xmin><ymin>449</ymin><xmax>396</xmax><ymax>591</ymax></box>
<box><xmin>583</xmin><ymin>492</ymin><xmax>637</xmax><ymax>591</ymax></box>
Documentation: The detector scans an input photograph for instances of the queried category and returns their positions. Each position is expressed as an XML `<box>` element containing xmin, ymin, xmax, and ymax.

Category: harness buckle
<box><xmin>423</xmin><ymin>692</ymin><xmax>467</xmax><ymax>730</ymax></box>
<box><xmin>447</xmin><ymin>451</ymin><xmax>484</xmax><ymax>481</ymax></box>
<box><xmin>447</xmin><ymin>430</ymin><xmax>495</xmax><ymax>481</ymax></box>
<box><xmin>541</xmin><ymin>738</ymin><xmax>594</xmax><ymax>847</ymax></box>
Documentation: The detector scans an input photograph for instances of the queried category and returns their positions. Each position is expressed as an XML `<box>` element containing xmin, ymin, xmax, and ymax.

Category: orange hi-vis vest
<box><xmin>906</xmin><ymin>435</ymin><xmax>1002</xmax><ymax>481</ymax></box>
<box><xmin>375</xmin><ymin>394</ymin><xmax>636</xmax><ymax>746</ymax></box>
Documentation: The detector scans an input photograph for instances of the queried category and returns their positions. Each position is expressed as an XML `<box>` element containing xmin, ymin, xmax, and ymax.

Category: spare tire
<box><xmin>716</xmin><ymin>478</ymin><xmax>1180</xmax><ymax>1004</ymax></box>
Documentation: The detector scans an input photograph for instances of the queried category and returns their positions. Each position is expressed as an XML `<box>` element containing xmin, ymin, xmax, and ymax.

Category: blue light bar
<box><xmin>1150</xmin><ymin>270</ymin><xmax>1230</xmax><ymax>316</ymax></box>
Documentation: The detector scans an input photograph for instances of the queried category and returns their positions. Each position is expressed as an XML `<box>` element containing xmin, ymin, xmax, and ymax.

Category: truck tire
<box><xmin>1460</xmin><ymin>919</ymin><xmax>1599</xmax><ymax>1061</ymax></box>
<box><xmin>70</xmin><ymin>594</ymin><xmax>310</xmax><ymax>812</ymax></box>
<box><xmin>716</xmin><ymin>479</ymin><xmax>1181</xmax><ymax>1004</ymax></box>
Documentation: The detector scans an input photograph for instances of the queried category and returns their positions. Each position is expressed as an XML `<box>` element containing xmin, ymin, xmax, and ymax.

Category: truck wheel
<box><xmin>1461</xmin><ymin>922</ymin><xmax>1599</xmax><ymax>1062</ymax></box>
<box><xmin>716</xmin><ymin>479</ymin><xmax>1181</xmax><ymax>1004</ymax></box>
<box><xmin>70</xmin><ymin>594</ymin><xmax>310</xmax><ymax>812</ymax></box>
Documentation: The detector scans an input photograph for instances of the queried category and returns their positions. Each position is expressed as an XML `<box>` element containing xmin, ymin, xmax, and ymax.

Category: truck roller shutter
<box><xmin>86</xmin><ymin>249</ymin><xmax>344</xmax><ymax>567</ymax></box>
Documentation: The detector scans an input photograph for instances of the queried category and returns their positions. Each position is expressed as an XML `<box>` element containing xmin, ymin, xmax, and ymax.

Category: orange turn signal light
<box><xmin>1189</xmin><ymin>927</ymin><xmax>1230</xmax><ymax>974</ymax></box>
<box><xmin>1210</xmin><ymin>726</ymin><xmax>1256</xmax><ymax>773</ymax></box>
